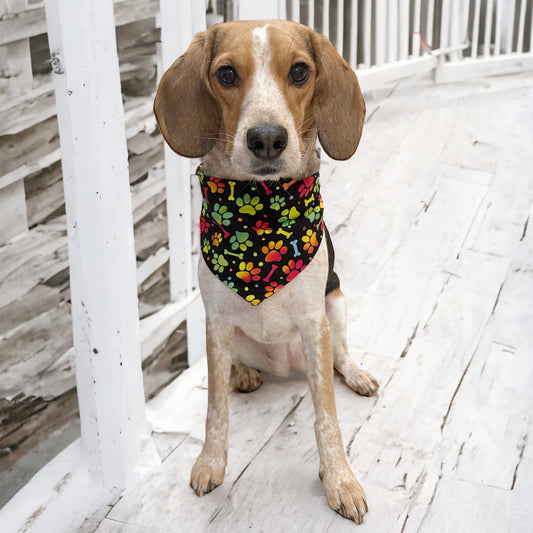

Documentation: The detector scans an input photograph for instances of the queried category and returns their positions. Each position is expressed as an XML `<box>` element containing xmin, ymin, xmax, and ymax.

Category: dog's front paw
<box><xmin>190</xmin><ymin>454</ymin><xmax>226</xmax><ymax>496</ymax></box>
<box><xmin>321</xmin><ymin>468</ymin><xmax>368</xmax><ymax>524</ymax></box>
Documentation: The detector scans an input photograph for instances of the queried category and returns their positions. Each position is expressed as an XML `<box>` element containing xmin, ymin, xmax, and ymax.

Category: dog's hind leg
<box><xmin>326</xmin><ymin>288</ymin><xmax>379</xmax><ymax>397</ymax></box>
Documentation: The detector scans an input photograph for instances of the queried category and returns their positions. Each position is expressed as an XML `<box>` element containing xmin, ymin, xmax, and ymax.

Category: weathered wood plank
<box><xmin>25</xmin><ymin>174</ymin><xmax>65</xmax><ymax>228</ymax></box>
<box><xmin>104</xmin><ymin>373</ymin><xmax>310</xmax><ymax>530</ymax></box>
<box><xmin>0</xmin><ymin>180</ymin><xmax>28</xmax><ymax>245</ymax></box>
<box><xmin>0</xmin><ymin>0</ymin><xmax>159</xmax><ymax>45</ymax></box>
<box><xmin>208</xmin><ymin>379</ymin><xmax>408</xmax><ymax>532</ymax></box>
<box><xmin>0</xmin><ymin>38</ymin><xmax>33</xmax><ymax>96</ymax></box>
<box><xmin>0</xmin><ymin>82</ymin><xmax>56</xmax><ymax>137</ymax></box>
<box><xmin>0</xmin><ymin>283</ymin><xmax>62</xmax><ymax>337</ymax></box>
<box><xmin>0</xmin><ymin>389</ymin><xmax>78</xmax><ymax>475</ymax></box>
<box><xmin>0</xmin><ymin>224</ymin><xmax>64</xmax><ymax>275</ymax></box>
<box><xmin>0</xmin><ymin>116</ymin><xmax>59</xmax><ymax>181</ymax></box>
<box><xmin>0</xmin><ymin>302</ymin><xmax>72</xmax><ymax>384</ymax></box>
<box><xmin>0</xmin><ymin>239</ymin><xmax>68</xmax><ymax>308</ymax></box>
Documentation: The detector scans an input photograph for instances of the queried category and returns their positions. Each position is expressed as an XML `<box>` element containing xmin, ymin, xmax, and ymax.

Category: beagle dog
<box><xmin>154</xmin><ymin>19</ymin><xmax>379</xmax><ymax>524</ymax></box>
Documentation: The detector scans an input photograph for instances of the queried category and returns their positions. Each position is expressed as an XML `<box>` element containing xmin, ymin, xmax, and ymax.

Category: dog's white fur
<box><xmin>154</xmin><ymin>19</ymin><xmax>378</xmax><ymax>524</ymax></box>
<box><xmin>230</xmin><ymin>25</ymin><xmax>303</xmax><ymax>177</ymax></box>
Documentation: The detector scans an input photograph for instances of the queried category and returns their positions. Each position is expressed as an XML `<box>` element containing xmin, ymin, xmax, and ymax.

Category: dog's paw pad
<box><xmin>232</xmin><ymin>366</ymin><xmax>263</xmax><ymax>393</ymax></box>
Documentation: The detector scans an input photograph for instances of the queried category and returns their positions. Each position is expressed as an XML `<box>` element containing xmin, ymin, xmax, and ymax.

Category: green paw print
<box><xmin>230</xmin><ymin>231</ymin><xmax>253</xmax><ymax>251</ymax></box>
<box><xmin>202</xmin><ymin>238</ymin><xmax>211</xmax><ymax>254</ymax></box>
<box><xmin>212</xmin><ymin>253</ymin><xmax>229</xmax><ymax>273</ymax></box>
<box><xmin>278</xmin><ymin>206</ymin><xmax>300</xmax><ymax>228</ymax></box>
<box><xmin>305</xmin><ymin>205</ymin><xmax>321</xmax><ymax>222</ymax></box>
<box><xmin>222</xmin><ymin>280</ymin><xmax>239</xmax><ymax>292</ymax></box>
<box><xmin>236</xmin><ymin>194</ymin><xmax>263</xmax><ymax>215</ymax></box>
<box><xmin>211</xmin><ymin>203</ymin><xmax>233</xmax><ymax>226</ymax></box>
<box><xmin>269</xmin><ymin>195</ymin><xmax>286</xmax><ymax>210</ymax></box>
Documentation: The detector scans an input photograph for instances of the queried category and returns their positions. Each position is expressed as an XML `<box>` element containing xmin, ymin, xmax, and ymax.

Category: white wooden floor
<box><xmin>4</xmin><ymin>71</ymin><xmax>533</xmax><ymax>532</ymax></box>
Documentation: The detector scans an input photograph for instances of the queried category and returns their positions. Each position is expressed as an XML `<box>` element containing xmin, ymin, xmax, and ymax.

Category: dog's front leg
<box><xmin>190</xmin><ymin>320</ymin><xmax>233</xmax><ymax>496</ymax></box>
<box><xmin>301</xmin><ymin>317</ymin><xmax>368</xmax><ymax>524</ymax></box>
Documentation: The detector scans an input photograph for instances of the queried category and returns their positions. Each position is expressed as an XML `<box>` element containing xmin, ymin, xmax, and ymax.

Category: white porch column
<box><xmin>159</xmin><ymin>0</ymin><xmax>207</xmax><ymax>366</ymax></box>
<box><xmin>44</xmin><ymin>0</ymin><xmax>156</xmax><ymax>488</ymax></box>
<box><xmin>237</xmin><ymin>0</ymin><xmax>284</xmax><ymax>20</ymax></box>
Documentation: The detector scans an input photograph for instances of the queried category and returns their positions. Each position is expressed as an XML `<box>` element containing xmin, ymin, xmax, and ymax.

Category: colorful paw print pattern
<box><xmin>197</xmin><ymin>166</ymin><xmax>324</xmax><ymax>305</ymax></box>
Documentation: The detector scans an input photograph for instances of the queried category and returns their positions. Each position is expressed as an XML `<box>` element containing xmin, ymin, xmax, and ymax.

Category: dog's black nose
<box><xmin>246</xmin><ymin>124</ymin><xmax>288</xmax><ymax>160</ymax></box>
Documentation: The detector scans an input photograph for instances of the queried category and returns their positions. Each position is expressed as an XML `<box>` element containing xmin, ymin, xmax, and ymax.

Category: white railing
<box><xmin>1</xmin><ymin>0</ymin><xmax>532</xmax><ymax>530</ymax></box>
<box><xmin>436</xmin><ymin>0</ymin><xmax>533</xmax><ymax>82</ymax></box>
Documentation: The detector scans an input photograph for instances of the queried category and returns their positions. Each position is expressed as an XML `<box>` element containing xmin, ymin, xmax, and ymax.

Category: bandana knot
<box><xmin>197</xmin><ymin>165</ymin><xmax>324</xmax><ymax>305</ymax></box>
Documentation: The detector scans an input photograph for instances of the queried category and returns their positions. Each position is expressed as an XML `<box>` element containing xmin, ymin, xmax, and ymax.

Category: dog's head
<box><xmin>154</xmin><ymin>20</ymin><xmax>365</xmax><ymax>179</ymax></box>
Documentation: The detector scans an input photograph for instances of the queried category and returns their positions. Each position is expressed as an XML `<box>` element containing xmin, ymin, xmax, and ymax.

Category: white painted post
<box><xmin>471</xmin><ymin>0</ymin><xmax>481</xmax><ymax>58</ymax></box>
<box><xmin>448</xmin><ymin>0</ymin><xmax>461</xmax><ymax>61</ymax></box>
<box><xmin>440</xmin><ymin>0</ymin><xmax>450</xmax><ymax>54</ymax></box>
<box><xmin>494</xmin><ymin>0</ymin><xmax>503</xmax><ymax>55</ymax></box>
<box><xmin>238</xmin><ymin>0</ymin><xmax>282</xmax><ymax>19</ymax></box>
<box><xmin>399</xmin><ymin>0</ymin><xmax>409</xmax><ymax>60</ymax></box>
<box><xmin>504</xmin><ymin>0</ymin><xmax>516</xmax><ymax>54</ymax></box>
<box><xmin>322</xmin><ymin>0</ymin><xmax>330</xmax><ymax>38</ymax></box>
<box><xmin>335</xmin><ymin>0</ymin><xmax>343</xmax><ymax>56</ymax></box>
<box><xmin>484</xmin><ymin>0</ymin><xmax>493</xmax><ymax>57</ymax></box>
<box><xmin>159</xmin><ymin>0</ymin><xmax>207</xmax><ymax>367</ymax></box>
<box><xmin>278</xmin><ymin>0</ymin><xmax>287</xmax><ymax>20</ymax></box>
<box><xmin>388</xmin><ymin>0</ymin><xmax>399</xmax><ymax>63</ymax></box>
<box><xmin>411</xmin><ymin>0</ymin><xmax>422</xmax><ymax>57</ymax></box>
<box><xmin>364</xmin><ymin>0</ymin><xmax>372</xmax><ymax>66</ymax></box>
<box><xmin>375</xmin><ymin>0</ymin><xmax>386</xmax><ymax>66</ymax></box>
<box><xmin>530</xmin><ymin>5</ymin><xmax>533</xmax><ymax>53</ymax></box>
<box><xmin>159</xmin><ymin>0</ymin><xmax>195</xmax><ymax>304</ymax></box>
<box><xmin>349</xmin><ymin>0</ymin><xmax>359</xmax><ymax>68</ymax></box>
<box><xmin>290</xmin><ymin>0</ymin><xmax>300</xmax><ymax>23</ymax></box>
<box><xmin>187</xmin><ymin>1</ymin><xmax>208</xmax><ymax>367</ymax></box>
<box><xmin>43</xmin><ymin>0</ymin><xmax>156</xmax><ymax>488</ymax></box>
<box><xmin>517</xmin><ymin>0</ymin><xmax>527</xmax><ymax>54</ymax></box>
<box><xmin>426</xmin><ymin>0</ymin><xmax>435</xmax><ymax>47</ymax></box>
<box><xmin>308</xmin><ymin>0</ymin><xmax>315</xmax><ymax>29</ymax></box>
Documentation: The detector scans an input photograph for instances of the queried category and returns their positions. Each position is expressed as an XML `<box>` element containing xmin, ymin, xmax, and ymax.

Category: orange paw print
<box><xmin>261</xmin><ymin>240</ymin><xmax>288</xmax><ymax>262</ymax></box>
<box><xmin>207</xmin><ymin>178</ymin><xmax>224</xmax><ymax>194</ymax></box>
<box><xmin>246</xmin><ymin>294</ymin><xmax>261</xmax><ymax>306</ymax></box>
<box><xmin>236</xmin><ymin>261</ymin><xmax>261</xmax><ymax>283</ymax></box>
<box><xmin>302</xmin><ymin>230</ymin><xmax>319</xmax><ymax>254</ymax></box>
<box><xmin>265</xmin><ymin>281</ymin><xmax>284</xmax><ymax>298</ymax></box>
<box><xmin>253</xmin><ymin>220</ymin><xmax>272</xmax><ymax>235</ymax></box>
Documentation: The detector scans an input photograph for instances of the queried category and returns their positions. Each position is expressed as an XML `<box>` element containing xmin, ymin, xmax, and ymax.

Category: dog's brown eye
<box><xmin>289</xmin><ymin>63</ymin><xmax>310</xmax><ymax>85</ymax></box>
<box><xmin>216</xmin><ymin>66</ymin><xmax>238</xmax><ymax>87</ymax></box>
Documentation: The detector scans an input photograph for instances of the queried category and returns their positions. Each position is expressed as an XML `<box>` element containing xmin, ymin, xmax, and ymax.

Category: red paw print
<box><xmin>282</xmin><ymin>259</ymin><xmax>305</xmax><ymax>282</ymax></box>
<box><xmin>261</xmin><ymin>240</ymin><xmax>288</xmax><ymax>262</ymax></box>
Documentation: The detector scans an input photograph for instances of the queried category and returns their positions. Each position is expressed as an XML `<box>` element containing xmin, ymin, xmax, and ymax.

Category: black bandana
<box><xmin>197</xmin><ymin>165</ymin><xmax>324</xmax><ymax>305</ymax></box>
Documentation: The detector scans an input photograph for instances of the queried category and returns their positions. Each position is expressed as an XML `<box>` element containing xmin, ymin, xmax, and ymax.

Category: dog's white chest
<box><xmin>198</xmin><ymin>240</ymin><xmax>329</xmax><ymax>374</ymax></box>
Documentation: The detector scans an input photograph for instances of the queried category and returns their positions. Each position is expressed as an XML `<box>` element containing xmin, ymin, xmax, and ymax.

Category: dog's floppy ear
<box><xmin>154</xmin><ymin>31</ymin><xmax>220</xmax><ymax>158</ymax></box>
<box><xmin>311</xmin><ymin>32</ymin><xmax>365</xmax><ymax>160</ymax></box>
